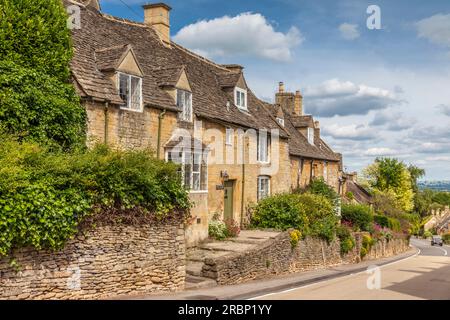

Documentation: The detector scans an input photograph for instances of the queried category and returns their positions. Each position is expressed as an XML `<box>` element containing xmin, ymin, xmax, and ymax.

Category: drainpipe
<box><xmin>240</xmin><ymin>139</ymin><xmax>246</xmax><ymax>227</ymax></box>
<box><xmin>104</xmin><ymin>102</ymin><xmax>109</xmax><ymax>144</ymax></box>
<box><xmin>310</xmin><ymin>160</ymin><xmax>314</xmax><ymax>184</ymax></box>
<box><xmin>157</xmin><ymin>109</ymin><xmax>166</xmax><ymax>159</ymax></box>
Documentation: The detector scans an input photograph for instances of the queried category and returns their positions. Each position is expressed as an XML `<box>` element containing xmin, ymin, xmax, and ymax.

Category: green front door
<box><xmin>224</xmin><ymin>181</ymin><xmax>234</xmax><ymax>221</ymax></box>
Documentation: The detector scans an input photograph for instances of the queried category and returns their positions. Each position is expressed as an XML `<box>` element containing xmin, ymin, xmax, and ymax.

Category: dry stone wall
<box><xmin>203</xmin><ymin>231</ymin><xmax>409</xmax><ymax>285</ymax></box>
<box><xmin>0</xmin><ymin>219</ymin><xmax>186</xmax><ymax>300</ymax></box>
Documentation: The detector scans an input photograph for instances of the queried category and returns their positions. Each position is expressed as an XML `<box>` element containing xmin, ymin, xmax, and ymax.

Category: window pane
<box><xmin>119</xmin><ymin>74</ymin><xmax>129</xmax><ymax>107</ymax></box>
<box><xmin>193</xmin><ymin>173</ymin><xmax>200</xmax><ymax>191</ymax></box>
<box><xmin>193</xmin><ymin>153</ymin><xmax>201</xmax><ymax>172</ymax></box>
<box><xmin>130</xmin><ymin>77</ymin><xmax>141</xmax><ymax>110</ymax></box>
<box><xmin>186</xmin><ymin>92</ymin><xmax>192</xmax><ymax>121</ymax></box>
<box><xmin>177</xmin><ymin>90</ymin><xmax>183</xmax><ymax>108</ymax></box>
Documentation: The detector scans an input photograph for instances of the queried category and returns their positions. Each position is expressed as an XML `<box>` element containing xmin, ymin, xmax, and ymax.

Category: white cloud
<box><xmin>424</xmin><ymin>156</ymin><xmax>450</xmax><ymax>162</ymax></box>
<box><xmin>338</xmin><ymin>23</ymin><xmax>360</xmax><ymax>40</ymax></box>
<box><xmin>303</xmin><ymin>79</ymin><xmax>401</xmax><ymax>117</ymax></box>
<box><xmin>370</xmin><ymin>110</ymin><xmax>416</xmax><ymax>131</ymax></box>
<box><xmin>416</xmin><ymin>14</ymin><xmax>450</xmax><ymax>47</ymax></box>
<box><xmin>173</xmin><ymin>13</ymin><xmax>303</xmax><ymax>62</ymax></box>
<box><xmin>322</xmin><ymin>123</ymin><xmax>376</xmax><ymax>141</ymax></box>
<box><xmin>436</xmin><ymin>104</ymin><xmax>450</xmax><ymax>116</ymax></box>
<box><xmin>364</xmin><ymin>147</ymin><xmax>396</xmax><ymax>157</ymax></box>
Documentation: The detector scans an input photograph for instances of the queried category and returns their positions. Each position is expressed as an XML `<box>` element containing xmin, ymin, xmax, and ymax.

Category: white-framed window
<box><xmin>226</xmin><ymin>128</ymin><xmax>233</xmax><ymax>145</ymax></box>
<box><xmin>257</xmin><ymin>131</ymin><xmax>270</xmax><ymax>163</ymax></box>
<box><xmin>176</xmin><ymin>89</ymin><xmax>193</xmax><ymax>122</ymax></box>
<box><xmin>257</xmin><ymin>176</ymin><xmax>271</xmax><ymax>201</ymax></box>
<box><xmin>323</xmin><ymin>161</ymin><xmax>328</xmax><ymax>181</ymax></box>
<box><xmin>167</xmin><ymin>149</ymin><xmax>208</xmax><ymax>192</ymax></box>
<box><xmin>234</xmin><ymin>87</ymin><xmax>247</xmax><ymax>110</ymax></box>
<box><xmin>276</xmin><ymin>117</ymin><xmax>285</xmax><ymax>127</ymax></box>
<box><xmin>118</xmin><ymin>72</ymin><xmax>142</xmax><ymax>112</ymax></box>
<box><xmin>307</xmin><ymin>127</ymin><xmax>315</xmax><ymax>145</ymax></box>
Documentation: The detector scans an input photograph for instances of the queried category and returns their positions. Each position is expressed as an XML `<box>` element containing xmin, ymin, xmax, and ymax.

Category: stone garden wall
<box><xmin>0</xmin><ymin>219</ymin><xmax>186</xmax><ymax>300</ymax></box>
<box><xmin>202</xmin><ymin>231</ymin><xmax>409</xmax><ymax>285</ymax></box>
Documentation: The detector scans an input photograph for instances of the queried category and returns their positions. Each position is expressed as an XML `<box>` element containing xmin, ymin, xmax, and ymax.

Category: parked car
<box><xmin>431</xmin><ymin>235</ymin><xmax>443</xmax><ymax>246</ymax></box>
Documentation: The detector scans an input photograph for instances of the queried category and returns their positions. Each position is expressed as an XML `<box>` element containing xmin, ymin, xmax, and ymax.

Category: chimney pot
<box><xmin>143</xmin><ymin>3</ymin><xmax>172</xmax><ymax>45</ymax></box>
<box><xmin>278</xmin><ymin>82</ymin><xmax>285</xmax><ymax>93</ymax></box>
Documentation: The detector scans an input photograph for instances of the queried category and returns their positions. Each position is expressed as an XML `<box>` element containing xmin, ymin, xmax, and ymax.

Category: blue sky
<box><xmin>100</xmin><ymin>0</ymin><xmax>450</xmax><ymax>180</ymax></box>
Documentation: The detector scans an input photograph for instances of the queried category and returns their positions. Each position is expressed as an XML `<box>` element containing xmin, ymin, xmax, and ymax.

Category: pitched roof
<box><xmin>346</xmin><ymin>180</ymin><xmax>373</xmax><ymax>205</ymax></box>
<box><xmin>67</xmin><ymin>2</ymin><xmax>287</xmax><ymax>136</ymax></box>
<box><xmin>94</xmin><ymin>44</ymin><xmax>142</xmax><ymax>74</ymax></box>
<box><xmin>217</xmin><ymin>72</ymin><xmax>242</xmax><ymax>88</ymax></box>
<box><xmin>290</xmin><ymin>115</ymin><xmax>314</xmax><ymax>128</ymax></box>
<box><xmin>153</xmin><ymin>66</ymin><xmax>185</xmax><ymax>88</ymax></box>
<box><xmin>265</xmin><ymin>104</ymin><xmax>340</xmax><ymax>161</ymax></box>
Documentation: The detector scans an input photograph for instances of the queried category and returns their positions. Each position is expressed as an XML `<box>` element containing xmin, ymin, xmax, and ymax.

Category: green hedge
<box><xmin>0</xmin><ymin>135</ymin><xmax>191</xmax><ymax>256</ymax></box>
<box><xmin>0</xmin><ymin>60</ymin><xmax>86</xmax><ymax>151</ymax></box>
<box><xmin>341</xmin><ymin>203</ymin><xmax>374</xmax><ymax>232</ymax></box>
<box><xmin>251</xmin><ymin>193</ymin><xmax>338</xmax><ymax>242</ymax></box>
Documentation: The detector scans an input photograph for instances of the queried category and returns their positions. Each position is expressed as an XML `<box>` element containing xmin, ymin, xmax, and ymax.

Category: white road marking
<box><xmin>248</xmin><ymin>247</ymin><xmax>421</xmax><ymax>300</ymax></box>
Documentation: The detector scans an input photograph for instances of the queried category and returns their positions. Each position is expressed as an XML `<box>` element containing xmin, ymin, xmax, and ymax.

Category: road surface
<box><xmin>252</xmin><ymin>238</ymin><xmax>450</xmax><ymax>300</ymax></box>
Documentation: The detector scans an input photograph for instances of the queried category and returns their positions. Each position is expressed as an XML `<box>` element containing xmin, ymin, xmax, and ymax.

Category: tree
<box><xmin>407</xmin><ymin>165</ymin><xmax>425</xmax><ymax>194</ymax></box>
<box><xmin>0</xmin><ymin>0</ymin><xmax>86</xmax><ymax>150</ymax></box>
<box><xmin>0</xmin><ymin>0</ymin><xmax>72</xmax><ymax>80</ymax></box>
<box><xmin>363</xmin><ymin>158</ymin><xmax>414</xmax><ymax>212</ymax></box>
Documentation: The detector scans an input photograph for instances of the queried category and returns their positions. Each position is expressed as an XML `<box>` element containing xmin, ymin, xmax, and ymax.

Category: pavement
<box><xmin>117</xmin><ymin>239</ymin><xmax>437</xmax><ymax>300</ymax></box>
<box><xmin>251</xmin><ymin>238</ymin><xmax>450</xmax><ymax>300</ymax></box>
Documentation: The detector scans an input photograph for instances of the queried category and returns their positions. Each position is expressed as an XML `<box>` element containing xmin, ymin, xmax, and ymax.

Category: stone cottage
<box><xmin>66</xmin><ymin>0</ymin><xmax>343</xmax><ymax>246</ymax></box>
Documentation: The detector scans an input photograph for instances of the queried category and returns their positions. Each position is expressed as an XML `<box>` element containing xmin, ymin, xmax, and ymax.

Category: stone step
<box><xmin>186</xmin><ymin>261</ymin><xmax>204</xmax><ymax>277</ymax></box>
<box><xmin>185</xmin><ymin>275</ymin><xmax>217</xmax><ymax>290</ymax></box>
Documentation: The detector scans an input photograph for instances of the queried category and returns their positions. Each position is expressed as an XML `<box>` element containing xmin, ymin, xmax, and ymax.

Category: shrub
<box><xmin>208</xmin><ymin>220</ymin><xmax>228</xmax><ymax>240</ymax></box>
<box><xmin>0</xmin><ymin>136</ymin><xmax>191</xmax><ymax>256</ymax></box>
<box><xmin>346</xmin><ymin>191</ymin><xmax>354</xmax><ymax>201</ymax></box>
<box><xmin>289</xmin><ymin>229</ymin><xmax>302</xmax><ymax>248</ymax></box>
<box><xmin>224</xmin><ymin>219</ymin><xmax>241</xmax><ymax>238</ymax></box>
<box><xmin>341</xmin><ymin>204</ymin><xmax>374</xmax><ymax>232</ymax></box>
<box><xmin>251</xmin><ymin>192</ymin><xmax>337</xmax><ymax>241</ymax></box>
<box><xmin>374</xmin><ymin>215</ymin><xmax>401</xmax><ymax>232</ymax></box>
<box><xmin>423</xmin><ymin>230</ymin><xmax>433</xmax><ymax>239</ymax></box>
<box><xmin>360</xmin><ymin>247</ymin><xmax>368</xmax><ymax>258</ymax></box>
<box><xmin>251</xmin><ymin>193</ymin><xmax>310</xmax><ymax>231</ymax></box>
<box><xmin>336</xmin><ymin>225</ymin><xmax>355</xmax><ymax>255</ymax></box>
<box><xmin>442</xmin><ymin>233</ymin><xmax>450</xmax><ymax>244</ymax></box>
<box><xmin>360</xmin><ymin>234</ymin><xmax>375</xmax><ymax>259</ymax></box>
<box><xmin>305</xmin><ymin>177</ymin><xmax>339</xmax><ymax>202</ymax></box>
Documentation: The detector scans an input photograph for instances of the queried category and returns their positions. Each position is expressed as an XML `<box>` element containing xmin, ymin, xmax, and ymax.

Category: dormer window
<box><xmin>234</xmin><ymin>87</ymin><xmax>247</xmax><ymax>110</ymax></box>
<box><xmin>118</xmin><ymin>72</ymin><xmax>142</xmax><ymax>112</ymax></box>
<box><xmin>276</xmin><ymin>117</ymin><xmax>285</xmax><ymax>127</ymax></box>
<box><xmin>307</xmin><ymin>127</ymin><xmax>315</xmax><ymax>145</ymax></box>
<box><xmin>177</xmin><ymin>89</ymin><xmax>193</xmax><ymax>122</ymax></box>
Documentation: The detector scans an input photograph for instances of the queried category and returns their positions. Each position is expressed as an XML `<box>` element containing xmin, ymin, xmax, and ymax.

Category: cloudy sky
<box><xmin>101</xmin><ymin>0</ymin><xmax>450</xmax><ymax>180</ymax></box>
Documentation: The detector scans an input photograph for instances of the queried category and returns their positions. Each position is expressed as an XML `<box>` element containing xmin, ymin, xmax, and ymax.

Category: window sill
<box><xmin>189</xmin><ymin>190</ymin><xmax>208</xmax><ymax>194</ymax></box>
<box><xmin>120</xmin><ymin>106</ymin><xmax>144</xmax><ymax>113</ymax></box>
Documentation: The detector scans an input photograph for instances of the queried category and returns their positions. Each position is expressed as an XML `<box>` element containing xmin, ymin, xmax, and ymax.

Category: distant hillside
<box><xmin>418</xmin><ymin>181</ymin><xmax>450</xmax><ymax>192</ymax></box>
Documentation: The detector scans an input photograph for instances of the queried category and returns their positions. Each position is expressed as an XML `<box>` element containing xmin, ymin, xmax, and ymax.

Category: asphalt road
<box><xmin>252</xmin><ymin>238</ymin><xmax>450</xmax><ymax>300</ymax></box>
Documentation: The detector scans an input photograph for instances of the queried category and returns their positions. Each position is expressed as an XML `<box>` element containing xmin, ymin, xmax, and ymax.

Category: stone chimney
<box><xmin>275</xmin><ymin>82</ymin><xmax>295</xmax><ymax>114</ymax></box>
<box><xmin>314</xmin><ymin>121</ymin><xmax>320</xmax><ymax>143</ymax></box>
<box><xmin>295</xmin><ymin>90</ymin><xmax>303</xmax><ymax>116</ymax></box>
<box><xmin>143</xmin><ymin>3</ymin><xmax>172</xmax><ymax>45</ymax></box>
